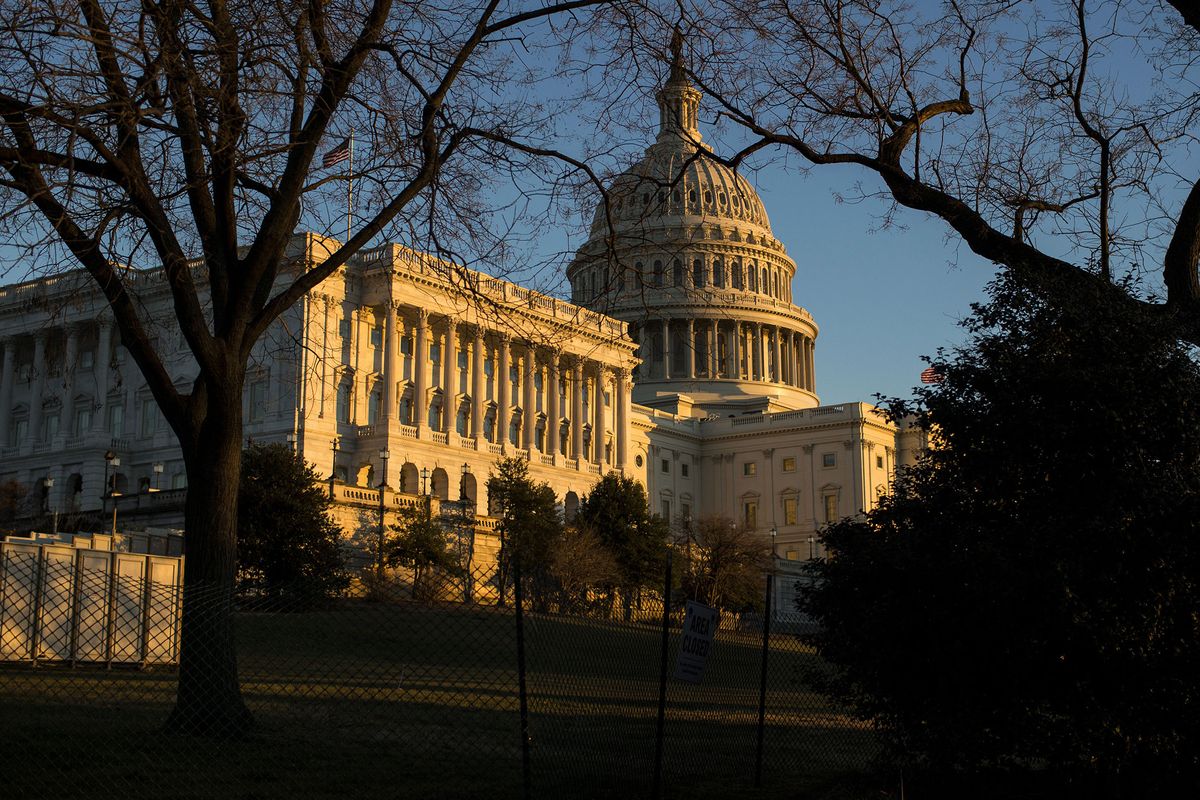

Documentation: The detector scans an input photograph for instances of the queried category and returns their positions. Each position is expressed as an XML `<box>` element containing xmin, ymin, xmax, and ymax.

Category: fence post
<box><xmin>754</xmin><ymin>572</ymin><xmax>775</xmax><ymax>788</ymax></box>
<box><xmin>513</xmin><ymin>542</ymin><xmax>532</xmax><ymax>800</ymax></box>
<box><xmin>652</xmin><ymin>549</ymin><xmax>673</xmax><ymax>799</ymax></box>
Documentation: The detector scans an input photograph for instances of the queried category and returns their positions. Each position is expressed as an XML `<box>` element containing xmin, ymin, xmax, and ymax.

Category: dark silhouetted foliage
<box><xmin>804</xmin><ymin>272</ymin><xmax>1200</xmax><ymax>795</ymax></box>
<box><xmin>237</xmin><ymin>443</ymin><xmax>348</xmax><ymax>604</ymax></box>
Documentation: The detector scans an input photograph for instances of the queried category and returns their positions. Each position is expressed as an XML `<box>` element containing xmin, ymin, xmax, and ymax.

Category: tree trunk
<box><xmin>165</xmin><ymin>398</ymin><xmax>253</xmax><ymax>737</ymax></box>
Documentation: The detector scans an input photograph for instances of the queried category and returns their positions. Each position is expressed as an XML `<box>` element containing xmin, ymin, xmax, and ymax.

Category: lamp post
<box><xmin>152</xmin><ymin>462</ymin><xmax>164</xmax><ymax>492</ymax></box>
<box><xmin>377</xmin><ymin>449</ymin><xmax>390</xmax><ymax>579</ymax></box>
<box><xmin>103</xmin><ymin>451</ymin><xmax>121</xmax><ymax>536</ymax></box>
<box><xmin>459</xmin><ymin>462</ymin><xmax>474</xmax><ymax>602</ymax></box>
<box><xmin>421</xmin><ymin>466</ymin><xmax>429</xmax><ymax>497</ymax></box>
<box><xmin>459</xmin><ymin>462</ymin><xmax>470</xmax><ymax>503</ymax></box>
<box><xmin>43</xmin><ymin>476</ymin><xmax>56</xmax><ymax>535</ymax></box>
<box><xmin>770</xmin><ymin>526</ymin><xmax>778</xmax><ymax>560</ymax></box>
<box><xmin>329</xmin><ymin>437</ymin><xmax>340</xmax><ymax>500</ymax></box>
<box><xmin>808</xmin><ymin>536</ymin><xmax>815</xmax><ymax>560</ymax></box>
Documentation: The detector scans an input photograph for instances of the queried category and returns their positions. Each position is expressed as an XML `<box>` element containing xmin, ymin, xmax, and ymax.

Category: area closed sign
<box><xmin>674</xmin><ymin>601</ymin><xmax>719</xmax><ymax>683</ymax></box>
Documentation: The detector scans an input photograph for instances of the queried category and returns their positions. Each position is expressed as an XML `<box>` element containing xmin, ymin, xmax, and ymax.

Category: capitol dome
<box><xmin>568</xmin><ymin>39</ymin><xmax>818</xmax><ymax>415</ymax></box>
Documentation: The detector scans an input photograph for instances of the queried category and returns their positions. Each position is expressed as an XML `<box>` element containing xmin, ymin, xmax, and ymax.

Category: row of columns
<box><xmin>632</xmin><ymin>318</ymin><xmax>814</xmax><ymax>391</ymax></box>
<box><xmin>319</xmin><ymin>297</ymin><xmax>632</xmax><ymax>469</ymax></box>
<box><xmin>0</xmin><ymin>320</ymin><xmax>118</xmax><ymax>449</ymax></box>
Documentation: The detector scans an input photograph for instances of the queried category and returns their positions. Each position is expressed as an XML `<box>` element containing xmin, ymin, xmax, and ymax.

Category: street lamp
<box><xmin>421</xmin><ymin>466</ymin><xmax>430</xmax><ymax>496</ymax></box>
<box><xmin>103</xmin><ymin>450</ymin><xmax>121</xmax><ymax>536</ymax></box>
<box><xmin>329</xmin><ymin>437</ymin><xmax>340</xmax><ymax>500</ymax></box>
<box><xmin>770</xmin><ymin>526</ymin><xmax>778</xmax><ymax>560</ymax></box>
<box><xmin>377</xmin><ymin>449</ymin><xmax>390</xmax><ymax>578</ymax></box>
<box><xmin>459</xmin><ymin>462</ymin><xmax>470</xmax><ymax>504</ymax></box>
<box><xmin>152</xmin><ymin>462</ymin><xmax>164</xmax><ymax>492</ymax></box>
<box><xmin>43</xmin><ymin>476</ymin><xmax>57</xmax><ymax>535</ymax></box>
<box><xmin>808</xmin><ymin>536</ymin><xmax>815</xmax><ymax>560</ymax></box>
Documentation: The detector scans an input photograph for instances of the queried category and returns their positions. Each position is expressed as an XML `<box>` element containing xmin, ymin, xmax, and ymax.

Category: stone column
<box><xmin>318</xmin><ymin>297</ymin><xmax>332</xmax><ymax>417</ymax></box>
<box><xmin>28</xmin><ymin>332</ymin><xmax>47</xmax><ymax>448</ymax></box>
<box><xmin>0</xmin><ymin>338</ymin><xmax>14</xmax><ymax>442</ymax></box>
<box><xmin>498</xmin><ymin>334</ymin><xmax>511</xmax><ymax>448</ymax></box>
<box><xmin>753</xmin><ymin>322</ymin><xmax>763</xmax><ymax>381</ymax></box>
<box><xmin>615</xmin><ymin>368</ymin><xmax>629</xmax><ymax>470</ymax></box>
<box><xmin>522</xmin><ymin>346</ymin><xmax>536</xmax><ymax>451</ymax></box>
<box><xmin>415</xmin><ymin>308</ymin><xmax>429</xmax><ymax>432</ymax></box>
<box><xmin>61</xmin><ymin>327</ymin><xmax>78</xmax><ymax>439</ymax></box>
<box><xmin>93</xmin><ymin>319</ymin><xmax>112</xmax><ymax>431</ymax></box>
<box><xmin>571</xmin><ymin>358</ymin><xmax>584</xmax><ymax>460</ymax></box>
<box><xmin>806</xmin><ymin>337</ymin><xmax>815</xmax><ymax>391</ymax></box>
<box><xmin>594</xmin><ymin>365</ymin><xmax>607</xmax><ymax>466</ymax></box>
<box><xmin>471</xmin><ymin>326</ymin><xmax>485</xmax><ymax>442</ymax></box>
<box><xmin>700</xmin><ymin>321</ymin><xmax>710</xmax><ymax>379</ymax></box>
<box><xmin>792</xmin><ymin>332</ymin><xmax>801</xmax><ymax>387</ymax></box>
<box><xmin>383</xmin><ymin>303</ymin><xmax>398</xmax><ymax>422</ymax></box>
<box><xmin>686</xmin><ymin>319</ymin><xmax>695</xmax><ymax>379</ymax></box>
<box><xmin>547</xmin><ymin>350</ymin><xmax>560</xmax><ymax>456</ymax></box>
<box><xmin>442</xmin><ymin>320</ymin><xmax>456</xmax><ymax>431</ymax></box>
<box><xmin>772</xmin><ymin>325</ymin><xmax>782</xmax><ymax>384</ymax></box>
<box><xmin>731</xmin><ymin>323</ymin><xmax>741</xmax><ymax>379</ymax></box>
<box><xmin>661</xmin><ymin>317</ymin><xmax>671</xmax><ymax>380</ymax></box>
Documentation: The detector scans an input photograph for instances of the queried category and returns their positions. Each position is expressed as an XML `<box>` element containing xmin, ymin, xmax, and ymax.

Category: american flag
<box><xmin>920</xmin><ymin>366</ymin><xmax>943</xmax><ymax>384</ymax></box>
<box><xmin>322</xmin><ymin>137</ymin><xmax>351</xmax><ymax>168</ymax></box>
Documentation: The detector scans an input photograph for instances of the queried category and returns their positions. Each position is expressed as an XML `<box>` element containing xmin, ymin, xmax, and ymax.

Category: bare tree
<box><xmin>0</xmin><ymin>0</ymin><xmax>614</xmax><ymax>735</ymax></box>
<box><xmin>627</xmin><ymin>0</ymin><xmax>1200</xmax><ymax>343</ymax></box>
<box><xmin>681</xmin><ymin>515</ymin><xmax>771</xmax><ymax>611</ymax></box>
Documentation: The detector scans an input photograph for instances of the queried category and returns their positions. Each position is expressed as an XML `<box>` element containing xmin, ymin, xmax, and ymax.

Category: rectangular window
<box><xmin>783</xmin><ymin>497</ymin><xmax>797</xmax><ymax>525</ymax></box>
<box><xmin>74</xmin><ymin>407</ymin><xmax>92</xmax><ymax>435</ymax></box>
<box><xmin>108</xmin><ymin>404</ymin><xmax>124</xmax><ymax>437</ymax></box>
<box><xmin>824</xmin><ymin>494</ymin><xmax>838</xmax><ymax>523</ymax></box>
<box><xmin>140</xmin><ymin>398</ymin><xmax>157</xmax><ymax>438</ymax></box>
<box><xmin>11</xmin><ymin>418</ymin><xmax>28</xmax><ymax>446</ymax></box>
<box><xmin>336</xmin><ymin>384</ymin><xmax>351</xmax><ymax>423</ymax></box>
<box><xmin>681</xmin><ymin>462</ymin><xmax>689</xmax><ymax>478</ymax></box>
<box><xmin>457</xmin><ymin>351</ymin><xmax>468</xmax><ymax>370</ymax></box>
<box><xmin>822</xmin><ymin>453</ymin><xmax>836</xmax><ymax>468</ymax></box>
<box><xmin>743</xmin><ymin>501</ymin><xmax>758</xmax><ymax>529</ymax></box>
<box><xmin>661</xmin><ymin>500</ymin><xmax>671</xmax><ymax>520</ymax></box>
<box><xmin>876</xmin><ymin>455</ymin><xmax>884</xmax><ymax>469</ymax></box>
<box><xmin>248</xmin><ymin>380</ymin><xmax>267</xmax><ymax>423</ymax></box>
<box><xmin>743</xmin><ymin>462</ymin><xmax>757</xmax><ymax>477</ymax></box>
<box><xmin>400</xmin><ymin>336</ymin><xmax>412</xmax><ymax>355</ymax></box>
<box><xmin>680</xmin><ymin>502</ymin><xmax>691</xmax><ymax>520</ymax></box>
<box><xmin>80</xmin><ymin>350</ymin><xmax>95</xmax><ymax>369</ymax></box>
<box><xmin>370</xmin><ymin>327</ymin><xmax>383</xmax><ymax>347</ymax></box>
<box><xmin>429</xmin><ymin>343</ymin><xmax>441</xmax><ymax>365</ymax></box>
<box><xmin>484</xmin><ymin>358</ymin><xmax>495</xmax><ymax>377</ymax></box>
<box><xmin>338</xmin><ymin>319</ymin><xmax>351</xmax><ymax>339</ymax></box>
<box><xmin>511</xmin><ymin>367</ymin><xmax>521</xmax><ymax>404</ymax></box>
<box><xmin>42</xmin><ymin>412</ymin><xmax>59</xmax><ymax>443</ymax></box>
<box><xmin>782</xmin><ymin>457</ymin><xmax>796</xmax><ymax>472</ymax></box>
<box><xmin>661</xmin><ymin>458</ymin><xmax>670</xmax><ymax>474</ymax></box>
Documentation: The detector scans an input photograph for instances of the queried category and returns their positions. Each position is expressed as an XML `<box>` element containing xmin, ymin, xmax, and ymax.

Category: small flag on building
<box><xmin>322</xmin><ymin>137</ymin><xmax>351</xmax><ymax>168</ymax></box>
<box><xmin>920</xmin><ymin>366</ymin><xmax>943</xmax><ymax>384</ymax></box>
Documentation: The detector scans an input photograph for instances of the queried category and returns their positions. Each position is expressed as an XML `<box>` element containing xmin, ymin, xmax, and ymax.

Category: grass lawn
<box><xmin>0</xmin><ymin>601</ymin><xmax>883</xmax><ymax>800</ymax></box>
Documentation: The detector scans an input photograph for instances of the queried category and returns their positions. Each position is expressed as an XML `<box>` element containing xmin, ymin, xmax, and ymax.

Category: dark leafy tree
<box><xmin>0</xmin><ymin>479</ymin><xmax>28</xmax><ymax>526</ymax></box>
<box><xmin>386</xmin><ymin>499</ymin><xmax>462</xmax><ymax>602</ymax></box>
<box><xmin>237</xmin><ymin>443</ymin><xmax>347</xmax><ymax>605</ymax></box>
<box><xmin>803</xmin><ymin>272</ymin><xmax>1200</xmax><ymax>793</ymax></box>
<box><xmin>487</xmin><ymin>456</ymin><xmax>561</xmax><ymax>609</ymax></box>
<box><xmin>576</xmin><ymin>471</ymin><xmax>670</xmax><ymax>597</ymax></box>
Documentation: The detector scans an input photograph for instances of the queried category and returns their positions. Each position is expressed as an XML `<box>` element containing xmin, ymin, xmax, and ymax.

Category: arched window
<box><xmin>692</xmin><ymin>259</ymin><xmax>704</xmax><ymax>287</ymax></box>
<box><xmin>672</xmin><ymin>259</ymin><xmax>683</xmax><ymax>286</ymax></box>
<box><xmin>748</xmin><ymin>264</ymin><xmax>757</xmax><ymax>292</ymax></box>
<box><xmin>635</xmin><ymin>262</ymin><xmax>644</xmax><ymax>288</ymax></box>
<box><xmin>456</xmin><ymin>404</ymin><xmax>469</xmax><ymax>436</ymax></box>
<box><xmin>653</xmin><ymin>260</ymin><xmax>664</xmax><ymax>286</ymax></box>
<box><xmin>732</xmin><ymin>260</ymin><xmax>742</xmax><ymax>289</ymax></box>
<box><xmin>762</xmin><ymin>267</ymin><xmax>769</xmax><ymax>294</ymax></box>
<box><xmin>368</xmin><ymin>387</ymin><xmax>381</xmax><ymax>425</ymax></box>
<box><xmin>509</xmin><ymin>412</ymin><xmax>521</xmax><ymax>446</ymax></box>
<box><xmin>713</xmin><ymin>259</ymin><xmax>724</xmax><ymax>288</ymax></box>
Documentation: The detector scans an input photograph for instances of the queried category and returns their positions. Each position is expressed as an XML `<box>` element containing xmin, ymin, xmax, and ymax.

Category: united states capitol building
<box><xmin>0</xmin><ymin>58</ymin><xmax>921</xmax><ymax>563</ymax></box>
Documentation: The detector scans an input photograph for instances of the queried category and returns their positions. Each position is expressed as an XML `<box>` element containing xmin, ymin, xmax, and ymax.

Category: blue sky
<box><xmin>753</xmin><ymin>164</ymin><xmax>995</xmax><ymax>406</ymax></box>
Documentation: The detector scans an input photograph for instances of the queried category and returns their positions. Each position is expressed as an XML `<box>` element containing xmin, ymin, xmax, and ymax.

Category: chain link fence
<box><xmin>1</xmin><ymin>549</ymin><xmax>882</xmax><ymax>800</ymax></box>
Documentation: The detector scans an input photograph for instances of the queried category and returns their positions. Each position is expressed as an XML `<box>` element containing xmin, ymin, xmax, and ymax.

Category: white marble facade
<box><xmin>0</xmin><ymin>64</ymin><xmax>924</xmax><ymax>561</ymax></box>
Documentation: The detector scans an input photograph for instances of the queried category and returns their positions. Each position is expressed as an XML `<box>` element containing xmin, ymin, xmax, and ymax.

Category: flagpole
<box><xmin>347</xmin><ymin>128</ymin><xmax>354</xmax><ymax>245</ymax></box>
